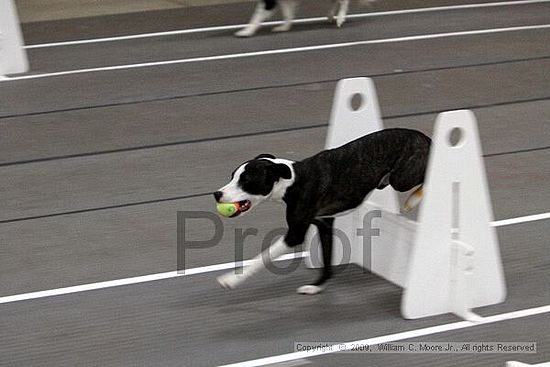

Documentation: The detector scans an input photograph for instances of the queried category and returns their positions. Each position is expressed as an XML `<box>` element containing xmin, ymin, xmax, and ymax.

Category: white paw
<box><xmin>272</xmin><ymin>23</ymin><xmax>292</xmax><ymax>32</ymax></box>
<box><xmin>297</xmin><ymin>285</ymin><xmax>324</xmax><ymax>295</ymax></box>
<box><xmin>336</xmin><ymin>18</ymin><xmax>346</xmax><ymax>28</ymax></box>
<box><xmin>217</xmin><ymin>272</ymin><xmax>245</xmax><ymax>289</ymax></box>
<box><xmin>235</xmin><ymin>27</ymin><xmax>256</xmax><ymax>37</ymax></box>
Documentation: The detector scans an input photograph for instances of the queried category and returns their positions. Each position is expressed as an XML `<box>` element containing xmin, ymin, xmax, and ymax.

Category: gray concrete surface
<box><xmin>16</xmin><ymin>0</ymin><xmax>254</xmax><ymax>23</ymax></box>
<box><xmin>4</xmin><ymin>34</ymin><xmax>550</xmax><ymax>117</ymax></box>
<box><xmin>310</xmin><ymin>315</ymin><xmax>550</xmax><ymax>366</ymax></box>
<box><xmin>0</xmin><ymin>1</ymin><xmax>549</xmax><ymax>366</ymax></box>
<box><xmin>0</xmin><ymin>218</ymin><xmax>548</xmax><ymax>366</ymax></box>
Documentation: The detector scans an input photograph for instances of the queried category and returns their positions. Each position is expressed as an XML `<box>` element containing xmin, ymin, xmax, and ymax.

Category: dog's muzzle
<box><xmin>214</xmin><ymin>191</ymin><xmax>252</xmax><ymax>217</ymax></box>
<box><xmin>235</xmin><ymin>200</ymin><xmax>252</xmax><ymax>215</ymax></box>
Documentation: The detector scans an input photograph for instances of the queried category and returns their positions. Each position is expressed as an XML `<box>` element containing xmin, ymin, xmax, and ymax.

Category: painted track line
<box><xmin>492</xmin><ymin>212</ymin><xmax>550</xmax><ymax>227</ymax></box>
<box><xmin>0</xmin><ymin>211</ymin><xmax>548</xmax><ymax>305</ymax></box>
<box><xmin>217</xmin><ymin>304</ymin><xmax>550</xmax><ymax>367</ymax></box>
<box><xmin>5</xmin><ymin>23</ymin><xmax>550</xmax><ymax>82</ymax></box>
<box><xmin>24</xmin><ymin>0</ymin><xmax>550</xmax><ymax>49</ymax></box>
<box><xmin>0</xmin><ymin>252</ymin><xmax>308</xmax><ymax>305</ymax></box>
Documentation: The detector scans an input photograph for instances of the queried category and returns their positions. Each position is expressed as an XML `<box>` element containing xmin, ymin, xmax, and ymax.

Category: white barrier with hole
<box><xmin>307</xmin><ymin>77</ymin><xmax>506</xmax><ymax>321</ymax></box>
<box><xmin>0</xmin><ymin>0</ymin><xmax>28</xmax><ymax>78</ymax></box>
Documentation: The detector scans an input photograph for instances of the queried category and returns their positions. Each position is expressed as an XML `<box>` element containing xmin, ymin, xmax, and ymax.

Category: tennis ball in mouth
<box><xmin>216</xmin><ymin>202</ymin><xmax>240</xmax><ymax>217</ymax></box>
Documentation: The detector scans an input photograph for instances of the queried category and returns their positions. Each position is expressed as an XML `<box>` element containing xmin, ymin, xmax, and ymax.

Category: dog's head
<box><xmin>214</xmin><ymin>154</ymin><xmax>294</xmax><ymax>217</ymax></box>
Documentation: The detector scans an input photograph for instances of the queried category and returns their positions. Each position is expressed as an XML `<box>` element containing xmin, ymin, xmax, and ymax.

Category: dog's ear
<box><xmin>255</xmin><ymin>153</ymin><xmax>276</xmax><ymax>159</ymax></box>
<box><xmin>269</xmin><ymin>163</ymin><xmax>292</xmax><ymax>180</ymax></box>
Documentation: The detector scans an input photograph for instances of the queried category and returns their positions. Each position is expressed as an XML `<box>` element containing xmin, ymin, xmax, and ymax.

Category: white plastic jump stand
<box><xmin>306</xmin><ymin>77</ymin><xmax>507</xmax><ymax>322</ymax></box>
<box><xmin>0</xmin><ymin>0</ymin><xmax>29</xmax><ymax>78</ymax></box>
<box><xmin>305</xmin><ymin>77</ymin><xmax>401</xmax><ymax>273</ymax></box>
<box><xmin>402</xmin><ymin>109</ymin><xmax>507</xmax><ymax>321</ymax></box>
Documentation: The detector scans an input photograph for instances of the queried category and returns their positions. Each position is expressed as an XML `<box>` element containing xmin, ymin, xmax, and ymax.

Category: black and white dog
<box><xmin>214</xmin><ymin>128</ymin><xmax>430</xmax><ymax>294</ymax></box>
<box><xmin>235</xmin><ymin>0</ymin><xmax>376</xmax><ymax>37</ymax></box>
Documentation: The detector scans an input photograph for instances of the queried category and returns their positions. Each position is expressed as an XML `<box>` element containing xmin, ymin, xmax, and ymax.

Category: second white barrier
<box><xmin>307</xmin><ymin>77</ymin><xmax>506</xmax><ymax>321</ymax></box>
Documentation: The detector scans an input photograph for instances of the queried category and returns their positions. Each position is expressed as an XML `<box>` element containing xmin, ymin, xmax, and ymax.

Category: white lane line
<box><xmin>24</xmin><ymin>0</ymin><xmax>550</xmax><ymax>49</ymax></box>
<box><xmin>0</xmin><ymin>252</ymin><xmax>307</xmax><ymax>305</ymax></box>
<box><xmin>265</xmin><ymin>360</ymin><xmax>312</xmax><ymax>367</ymax></box>
<box><xmin>217</xmin><ymin>304</ymin><xmax>550</xmax><ymax>367</ymax></box>
<box><xmin>0</xmin><ymin>211</ymin><xmax>548</xmax><ymax>305</ymax></box>
<box><xmin>5</xmin><ymin>23</ymin><xmax>550</xmax><ymax>82</ymax></box>
<box><xmin>492</xmin><ymin>212</ymin><xmax>550</xmax><ymax>227</ymax></box>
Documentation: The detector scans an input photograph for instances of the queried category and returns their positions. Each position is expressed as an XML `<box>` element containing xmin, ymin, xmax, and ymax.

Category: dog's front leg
<box><xmin>218</xmin><ymin>205</ymin><xmax>313</xmax><ymax>290</ymax></box>
<box><xmin>272</xmin><ymin>0</ymin><xmax>297</xmax><ymax>33</ymax></box>
<box><xmin>235</xmin><ymin>1</ymin><xmax>275</xmax><ymax>37</ymax></box>
<box><xmin>217</xmin><ymin>236</ymin><xmax>290</xmax><ymax>289</ymax></box>
<box><xmin>298</xmin><ymin>218</ymin><xmax>334</xmax><ymax>295</ymax></box>
<box><xmin>327</xmin><ymin>0</ymin><xmax>339</xmax><ymax>23</ymax></box>
<box><xmin>336</xmin><ymin>0</ymin><xmax>349</xmax><ymax>27</ymax></box>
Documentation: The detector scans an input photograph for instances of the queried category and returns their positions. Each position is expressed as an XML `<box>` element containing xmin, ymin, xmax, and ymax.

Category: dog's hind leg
<box><xmin>327</xmin><ymin>0</ymin><xmax>339</xmax><ymax>23</ymax></box>
<box><xmin>297</xmin><ymin>217</ymin><xmax>334</xmax><ymax>295</ymax></box>
<box><xmin>389</xmin><ymin>151</ymin><xmax>428</xmax><ymax>213</ymax></box>
<box><xmin>272</xmin><ymin>0</ymin><xmax>297</xmax><ymax>32</ymax></box>
<box><xmin>336</xmin><ymin>0</ymin><xmax>349</xmax><ymax>27</ymax></box>
<box><xmin>403</xmin><ymin>185</ymin><xmax>423</xmax><ymax>213</ymax></box>
<box><xmin>235</xmin><ymin>1</ymin><xmax>276</xmax><ymax>37</ymax></box>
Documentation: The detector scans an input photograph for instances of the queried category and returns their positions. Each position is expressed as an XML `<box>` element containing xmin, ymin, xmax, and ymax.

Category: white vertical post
<box><xmin>402</xmin><ymin>110</ymin><xmax>506</xmax><ymax>319</ymax></box>
<box><xmin>0</xmin><ymin>0</ymin><xmax>29</xmax><ymax>77</ymax></box>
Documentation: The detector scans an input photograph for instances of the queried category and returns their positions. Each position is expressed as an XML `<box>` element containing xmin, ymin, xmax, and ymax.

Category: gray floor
<box><xmin>1</xmin><ymin>1</ymin><xmax>549</xmax><ymax>366</ymax></box>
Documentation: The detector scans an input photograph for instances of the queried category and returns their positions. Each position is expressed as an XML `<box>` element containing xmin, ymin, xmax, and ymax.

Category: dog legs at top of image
<box><xmin>336</xmin><ymin>0</ymin><xmax>349</xmax><ymax>28</ymax></box>
<box><xmin>403</xmin><ymin>185</ymin><xmax>424</xmax><ymax>213</ymax></box>
<box><xmin>327</xmin><ymin>0</ymin><xmax>338</xmax><ymax>23</ymax></box>
<box><xmin>327</xmin><ymin>0</ymin><xmax>349</xmax><ymax>27</ymax></box>
<box><xmin>272</xmin><ymin>0</ymin><xmax>297</xmax><ymax>33</ymax></box>
<box><xmin>217</xmin><ymin>237</ymin><xmax>290</xmax><ymax>289</ymax></box>
<box><xmin>235</xmin><ymin>2</ymin><xmax>275</xmax><ymax>37</ymax></box>
<box><xmin>236</xmin><ymin>0</ymin><xmax>359</xmax><ymax>37</ymax></box>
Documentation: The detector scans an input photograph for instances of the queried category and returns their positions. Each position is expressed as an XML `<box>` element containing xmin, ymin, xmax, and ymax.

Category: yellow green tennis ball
<box><xmin>217</xmin><ymin>202</ymin><xmax>239</xmax><ymax>217</ymax></box>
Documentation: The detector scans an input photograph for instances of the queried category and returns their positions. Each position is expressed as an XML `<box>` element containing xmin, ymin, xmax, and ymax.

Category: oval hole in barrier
<box><xmin>349</xmin><ymin>93</ymin><xmax>365</xmax><ymax>111</ymax></box>
<box><xmin>448</xmin><ymin>127</ymin><xmax>464</xmax><ymax>147</ymax></box>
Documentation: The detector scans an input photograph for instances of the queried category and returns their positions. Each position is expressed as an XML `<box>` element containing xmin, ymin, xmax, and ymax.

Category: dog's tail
<box><xmin>403</xmin><ymin>185</ymin><xmax>423</xmax><ymax>213</ymax></box>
